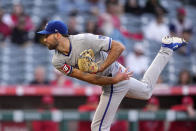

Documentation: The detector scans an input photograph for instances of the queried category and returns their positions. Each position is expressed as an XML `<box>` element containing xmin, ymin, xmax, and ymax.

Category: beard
<box><xmin>48</xmin><ymin>42</ymin><xmax>58</xmax><ymax>50</ymax></box>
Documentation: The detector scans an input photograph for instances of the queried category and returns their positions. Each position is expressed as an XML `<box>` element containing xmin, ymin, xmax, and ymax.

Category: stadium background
<box><xmin>0</xmin><ymin>0</ymin><xmax>196</xmax><ymax>130</ymax></box>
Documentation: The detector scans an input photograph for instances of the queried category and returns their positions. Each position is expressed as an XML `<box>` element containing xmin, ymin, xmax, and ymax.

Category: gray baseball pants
<box><xmin>91</xmin><ymin>47</ymin><xmax>173</xmax><ymax>131</ymax></box>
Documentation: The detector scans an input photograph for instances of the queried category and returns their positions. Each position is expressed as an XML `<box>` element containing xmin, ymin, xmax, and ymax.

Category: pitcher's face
<box><xmin>42</xmin><ymin>34</ymin><xmax>58</xmax><ymax>50</ymax></box>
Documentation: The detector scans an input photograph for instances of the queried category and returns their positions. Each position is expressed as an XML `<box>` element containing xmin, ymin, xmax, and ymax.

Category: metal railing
<box><xmin>0</xmin><ymin>110</ymin><xmax>195</xmax><ymax>131</ymax></box>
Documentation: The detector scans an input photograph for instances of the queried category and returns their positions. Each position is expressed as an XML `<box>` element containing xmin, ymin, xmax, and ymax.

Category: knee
<box><xmin>143</xmin><ymin>87</ymin><xmax>153</xmax><ymax>100</ymax></box>
<box><xmin>143</xmin><ymin>92</ymin><xmax>152</xmax><ymax>100</ymax></box>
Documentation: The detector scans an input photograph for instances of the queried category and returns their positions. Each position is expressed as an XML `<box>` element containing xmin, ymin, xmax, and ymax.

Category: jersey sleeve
<box><xmin>84</xmin><ymin>33</ymin><xmax>112</xmax><ymax>52</ymax></box>
<box><xmin>52</xmin><ymin>55</ymin><xmax>72</xmax><ymax>76</ymax></box>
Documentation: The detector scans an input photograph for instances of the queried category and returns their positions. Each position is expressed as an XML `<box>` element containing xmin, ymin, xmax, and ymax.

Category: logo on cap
<box><xmin>45</xmin><ymin>23</ymin><xmax>48</xmax><ymax>29</ymax></box>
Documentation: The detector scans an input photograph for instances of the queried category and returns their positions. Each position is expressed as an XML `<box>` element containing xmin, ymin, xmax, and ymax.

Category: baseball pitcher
<box><xmin>37</xmin><ymin>20</ymin><xmax>187</xmax><ymax>131</ymax></box>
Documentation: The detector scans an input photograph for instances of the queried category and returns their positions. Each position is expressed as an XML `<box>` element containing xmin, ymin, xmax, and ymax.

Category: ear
<box><xmin>55</xmin><ymin>33</ymin><xmax>61</xmax><ymax>39</ymax></box>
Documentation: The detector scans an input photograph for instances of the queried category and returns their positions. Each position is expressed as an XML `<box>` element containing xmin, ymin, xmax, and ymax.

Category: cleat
<box><xmin>161</xmin><ymin>36</ymin><xmax>187</xmax><ymax>51</ymax></box>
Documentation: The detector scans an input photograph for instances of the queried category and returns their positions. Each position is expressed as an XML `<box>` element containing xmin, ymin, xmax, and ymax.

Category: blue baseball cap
<box><xmin>37</xmin><ymin>20</ymin><xmax>68</xmax><ymax>35</ymax></box>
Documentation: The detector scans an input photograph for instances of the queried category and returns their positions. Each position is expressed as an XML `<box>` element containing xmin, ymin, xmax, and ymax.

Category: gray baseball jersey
<box><xmin>52</xmin><ymin>33</ymin><xmax>173</xmax><ymax>131</ymax></box>
<box><xmin>52</xmin><ymin>33</ymin><xmax>123</xmax><ymax>88</ymax></box>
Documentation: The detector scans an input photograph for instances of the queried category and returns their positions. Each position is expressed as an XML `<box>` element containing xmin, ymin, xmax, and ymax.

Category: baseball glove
<box><xmin>78</xmin><ymin>49</ymin><xmax>99</xmax><ymax>73</ymax></box>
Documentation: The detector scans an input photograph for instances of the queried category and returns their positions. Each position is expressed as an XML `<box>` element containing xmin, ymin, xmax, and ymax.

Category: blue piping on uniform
<box><xmin>99</xmin><ymin>84</ymin><xmax>113</xmax><ymax>131</ymax></box>
<box><xmin>107</xmin><ymin>38</ymin><xmax>112</xmax><ymax>51</ymax></box>
<box><xmin>62</xmin><ymin>39</ymin><xmax>72</xmax><ymax>56</ymax></box>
